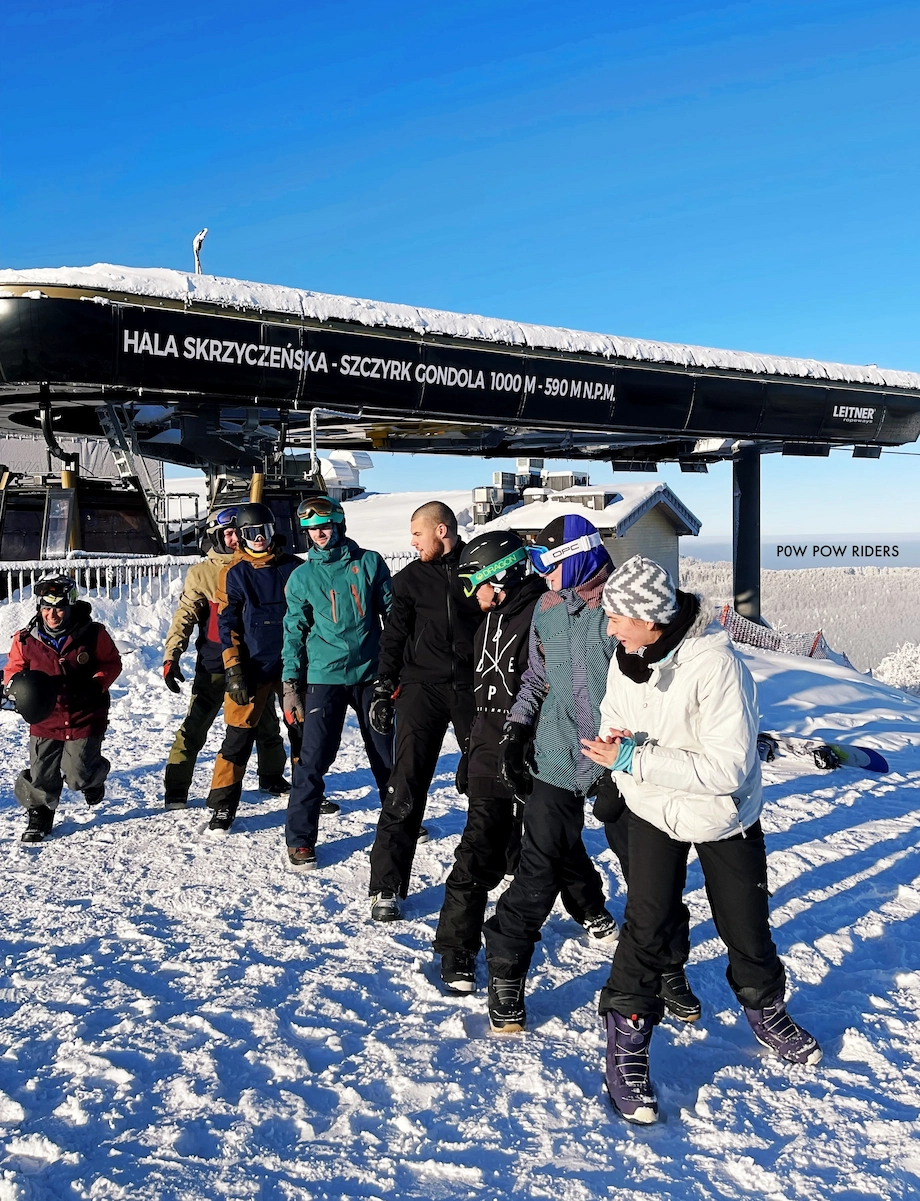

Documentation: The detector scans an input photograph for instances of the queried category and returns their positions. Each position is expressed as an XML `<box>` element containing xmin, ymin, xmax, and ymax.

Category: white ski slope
<box><xmin>2</xmin><ymin>583</ymin><xmax>920</xmax><ymax>1200</ymax></box>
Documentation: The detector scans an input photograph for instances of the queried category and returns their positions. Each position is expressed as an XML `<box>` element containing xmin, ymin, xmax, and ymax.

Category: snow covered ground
<box><xmin>3</xmin><ymin>582</ymin><xmax>920</xmax><ymax>1199</ymax></box>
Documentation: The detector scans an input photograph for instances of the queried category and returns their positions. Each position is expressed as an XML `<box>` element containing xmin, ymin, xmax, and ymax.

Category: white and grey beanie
<box><xmin>602</xmin><ymin>555</ymin><xmax>679</xmax><ymax>624</ymax></box>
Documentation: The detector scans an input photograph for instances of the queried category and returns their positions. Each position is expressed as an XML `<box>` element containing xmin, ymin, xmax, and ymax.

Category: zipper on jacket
<box><xmin>330</xmin><ymin>589</ymin><xmax>337</xmax><ymax>623</ymax></box>
<box><xmin>350</xmin><ymin>584</ymin><xmax>364</xmax><ymax>618</ymax></box>
<box><xmin>445</xmin><ymin>558</ymin><xmax>455</xmax><ymax>687</ymax></box>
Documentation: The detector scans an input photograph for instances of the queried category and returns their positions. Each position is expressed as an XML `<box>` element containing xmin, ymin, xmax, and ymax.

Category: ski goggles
<box><xmin>298</xmin><ymin>497</ymin><xmax>344</xmax><ymax>527</ymax></box>
<box><xmin>459</xmin><ymin>547</ymin><xmax>528</xmax><ymax>597</ymax></box>
<box><xmin>208</xmin><ymin>507</ymin><xmax>239</xmax><ymax>531</ymax></box>
<box><xmin>37</xmin><ymin>594</ymin><xmax>72</xmax><ymax>609</ymax></box>
<box><xmin>240</xmin><ymin>522</ymin><xmax>275</xmax><ymax>544</ymax></box>
<box><xmin>528</xmin><ymin>531</ymin><xmax>603</xmax><ymax>574</ymax></box>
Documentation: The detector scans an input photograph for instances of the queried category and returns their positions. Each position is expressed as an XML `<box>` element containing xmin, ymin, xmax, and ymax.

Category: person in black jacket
<box><xmin>367</xmin><ymin>501</ymin><xmax>482</xmax><ymax>921</ymax></box>
<box><xmin>433</xmin><ymin>531</ymin><xmax>619</xmax><ymax>993</ymax></box>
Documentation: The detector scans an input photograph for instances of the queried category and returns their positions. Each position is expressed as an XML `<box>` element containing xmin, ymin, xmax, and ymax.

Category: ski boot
<box><xmin>370</xmin><ymin>892</ymin><xmax>401</xmax><ymax>922</ymax></box>
<box><xmin>440</xmin><ymin>949</ymin><xmax>477</xmax><ymax>994</ymax></box>
<box><xmin>604</xmin><ymin>1011</ymin><xmax>658</xmax><ymax>1124</ymax></box>
<box><xmin>744</xmin><ymin>996</ymin><xmax>822</xmax><ymax>1065</ymax></box>
<box><xmin>583</xmin><ymin>909</ymin><xmax>619</xmax><ymax>946</ymax></box>
<box><xmin>487</xmin><ymin>975</ymin><xmax>527</xmax><ymax>1032</ymax></box>
<box><xmin>659</xmin><ymin>967</ymin><xmax>701</xmax><ymax>1022</ymax></box>
<box><xmin>22</xmin><ymin>805</ymin><xmax>55</xmax><ymax>844</ymax></box>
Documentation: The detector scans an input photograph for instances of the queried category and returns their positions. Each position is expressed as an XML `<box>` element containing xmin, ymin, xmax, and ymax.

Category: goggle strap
<box><xmin>532</xmin><ymin>531</ymin><xmax>603</xmax><ymax>570</ymax></box>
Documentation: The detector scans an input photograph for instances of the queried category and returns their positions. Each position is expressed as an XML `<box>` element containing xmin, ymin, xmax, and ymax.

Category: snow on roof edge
<box><xmin>1</xmin><ymin>262</ymin><xmax>918</xmax><ymax>391</ymax></box>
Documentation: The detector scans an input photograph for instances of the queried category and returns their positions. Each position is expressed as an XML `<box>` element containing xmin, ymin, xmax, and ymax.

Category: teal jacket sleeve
<box><xmin>282</xmin><ymin>563</ymin><xmax>314</xmax><ymax>684</ymax></box>
<box><xmin>372</xmin><ymin>554</ymin><xmax>393</xmax><ymax>625</ymax></box>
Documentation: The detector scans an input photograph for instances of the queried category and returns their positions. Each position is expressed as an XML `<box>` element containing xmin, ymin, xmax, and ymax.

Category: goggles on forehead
<box><xmin>240</xmin><ymin>522</ymin><xmax>275</xmax><ymax>543</ymax></box>
<box><xmin>212</xmin><ymin>508</ymin><xmax>238</xmax><ymax>528</ymax></box>
<box><xmin>38</xmin><ymin>595</ymin><xmax>71</xmax><ymax>608</ymax></box>
<box><xmin>298</xmin><ymin>497</ymin><xmax>344</xmax><ymax>526</ymax></box>
<box><xmin>458</xmin><ymin>546</ymin><xmax>528</xmax><ymax>597</ymax></box>
<box><xmin>528</xmin><ymin>531</ymin><xmax>603</xmax><ymax>574</ymax></box>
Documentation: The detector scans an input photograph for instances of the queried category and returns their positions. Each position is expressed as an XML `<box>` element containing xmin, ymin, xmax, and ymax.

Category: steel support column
<box><xmin>732</xmin><ymin>446</ymin><xmax>761</xmax><ymax>622</ymax></box>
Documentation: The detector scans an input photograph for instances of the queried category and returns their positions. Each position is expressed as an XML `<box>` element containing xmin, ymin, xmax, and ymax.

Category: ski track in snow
<box><xmin>2</xmin><ymin>597</ymin><xmax>920</xmax><ymax>1198</ymax></box>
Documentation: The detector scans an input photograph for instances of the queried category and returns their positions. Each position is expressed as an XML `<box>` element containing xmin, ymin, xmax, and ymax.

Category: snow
<box><xmin>4</xmin><ymin>524</ymin><xmax>920</xmax><ymax>1197</ymax></box>
<box><xmin>338</xmin><ymin>489</ymin><xmax>474</xmax><ymax>555</ymax></box>
<box><xmin>2</xmin><ymin>263</ymin><xmax>918</xmax><ymax>391</ymax></box>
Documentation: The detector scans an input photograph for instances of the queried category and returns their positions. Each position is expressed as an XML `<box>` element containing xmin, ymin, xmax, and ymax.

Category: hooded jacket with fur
<box><xmin>599</xmin><ymin>596</ymin><xmax>762</xmax><ymax>843</ymax></box>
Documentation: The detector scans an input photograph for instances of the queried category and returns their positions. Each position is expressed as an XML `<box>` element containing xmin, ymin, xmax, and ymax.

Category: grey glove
<box><xmin>282</xmin><ymin>680</ymin><xmax>305</xmax><ymax>725</ymax></box>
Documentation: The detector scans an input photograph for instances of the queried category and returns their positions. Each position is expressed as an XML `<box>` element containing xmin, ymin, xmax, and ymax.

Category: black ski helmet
<box><xmin>205</xmin><ymin>506</ymin><xmax>239</xmax><ymax>554</ymax></box>
<box><xmin>458</xmin><ymin>530</ymin><xmax>529</xmax><ymax>597</ymax></box>
<box><xmin>7</xmin><ymin>670</ymin><xmax>59</xmax><ymax>725</ymax></box>
<box><xmin>34</xmin><ymin>574</ymin><xmax>78</xmax><ymax>609</ymax></box>
<box><xmin>235</xmin><ymin>502</ymin><xmax>276</xmax><ymax>550</ymax></box>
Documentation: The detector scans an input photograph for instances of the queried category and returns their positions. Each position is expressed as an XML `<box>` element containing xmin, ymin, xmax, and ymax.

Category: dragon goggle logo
<box><xmin>459</xmin><ymin>547</ymin><xmax>528</xmax><ymax>596</ymax></box>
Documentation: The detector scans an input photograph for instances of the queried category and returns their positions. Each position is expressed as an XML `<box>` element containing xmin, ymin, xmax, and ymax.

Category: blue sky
<box><xmin>2</xmin><ymin>0</ymin><xmax>919</xmax><ymax>533</ymax></box>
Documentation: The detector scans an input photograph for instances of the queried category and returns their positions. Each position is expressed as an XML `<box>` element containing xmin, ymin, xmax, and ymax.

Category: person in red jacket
<box><xmin>3</xmin><ymin>574</ymin><xmax>122</xmax><ymax>844</ymax></box>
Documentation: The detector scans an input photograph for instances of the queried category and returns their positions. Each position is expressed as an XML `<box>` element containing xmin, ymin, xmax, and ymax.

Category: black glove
<box><xmin>162</xmin><ymin>660</ymin><xmax>185</xmax><ymax>694</ymax></box>
<box><xmin>368</xmin><ymin>678</ymin><xmax>397</xmax><ymax>736</ymax></box>
<box><xmin>499</xmin><ymin>721</ymin><xmax>532</xmax><ymax>801</ymax></box>
<box><xmin>225</xmin><ymin>663</ymin><xmax>250</xmax><ymax>707</ymax></box>
<box><xmin>455</xmin><ymin>752</ymin><xmax>469</xmax><ymax>796</ymax></box>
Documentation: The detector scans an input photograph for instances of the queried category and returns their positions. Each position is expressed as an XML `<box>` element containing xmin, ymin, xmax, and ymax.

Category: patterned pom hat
<box><xmin>602</xmin><ymin>555</ymin><xmax>679</xmax><ymax>623</ymax></box>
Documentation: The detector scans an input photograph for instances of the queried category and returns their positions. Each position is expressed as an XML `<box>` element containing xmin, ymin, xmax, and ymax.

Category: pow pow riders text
<box><xmin>777</xmin><ymin>544</ymin><xmax>900</xmax><ymax>558</ymax></box>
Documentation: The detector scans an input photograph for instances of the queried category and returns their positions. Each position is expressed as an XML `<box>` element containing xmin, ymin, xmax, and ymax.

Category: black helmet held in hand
<box><xmin>7</xmin><ymin>669</ymin><xmax>59</xmax><ymax>725</ymax></box>
<box><xmin>235</xmin><ymin>502</ymin><xmax>276</xmax><ymax>551</ymax></box>
<box><xmin>458</xmin><ymin>530</ymin><xmax>529</xmax><ymax>598</ymax></box>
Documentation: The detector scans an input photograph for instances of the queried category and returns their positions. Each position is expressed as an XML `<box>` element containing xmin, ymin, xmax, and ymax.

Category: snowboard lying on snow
<box><xmin>758</xmin><ymin>732</ymin><xmax>889</xmax><ymax>774</ymax></box>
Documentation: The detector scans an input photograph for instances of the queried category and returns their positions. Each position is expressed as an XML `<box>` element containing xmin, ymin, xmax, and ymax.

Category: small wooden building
<box><xmin>478</xmin><ymin>482</ymin><xmax>701</xmax><ymax>583</ymax></box>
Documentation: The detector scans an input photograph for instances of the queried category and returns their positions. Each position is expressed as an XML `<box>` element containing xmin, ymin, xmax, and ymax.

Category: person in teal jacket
<box><xmin>281</xmin><ymin>497</ymin><xmax>394</xmax><ymax>868</ymax></box>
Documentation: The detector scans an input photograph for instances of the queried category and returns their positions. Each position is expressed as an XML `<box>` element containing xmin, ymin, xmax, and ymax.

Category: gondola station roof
<box><xmin>1</xmin><ymin>263</ymin><xmax>919</xmax><ymax>471</ymax></box>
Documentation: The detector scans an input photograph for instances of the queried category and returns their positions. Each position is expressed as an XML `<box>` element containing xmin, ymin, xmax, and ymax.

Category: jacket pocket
<box><xmin>329</xmin><ymin>589</ymin><xmax>337</xmax><ymax>624</ymax></box>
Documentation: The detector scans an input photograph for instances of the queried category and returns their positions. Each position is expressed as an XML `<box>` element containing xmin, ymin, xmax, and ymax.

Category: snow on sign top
<box><xmin>2</xmin><ymin>262</ymin><xmax>919</xmax><ymax>392</ymax></box>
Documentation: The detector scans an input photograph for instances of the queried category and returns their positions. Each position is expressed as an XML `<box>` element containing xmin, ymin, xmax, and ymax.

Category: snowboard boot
<box><xmin>287</xmin><ymin>846</ymin><xmax>317</xmax><ymax>871</ymax></box>
<box><xmin>320</xmin><ymin>798</ymin><xmax>341</xmax><ymax>815</ymax></box>
<box><xmin>417</xmin><ymin>825</ymin><xmax>430</xmax><ymax>844</ymax></box>
<box><xmin>208</xmin><ymin>805</ymin><xmax>236</xmax><ymax>833</ymax></box>
<box><xmin>487</xmin><ymin>975</ymin><xmax>527</xmax><ymax>1032</ymax></box>
<box><xmin>164</xmin><ymin>790</ymin><xmax>188</xmax><ymax>811</ymax></box>
<box><xmin>21</xmin><ymin>805</ymin><xmax>55</xmax><ymax>844</ymax></box>
<box><xmin>440</xmin><ymin>949</ymin><xmax>477</xmax><ymax>994</ymax></box>
<box><xmin>84</xmin><ymin>786</ymin><xmax>105</xmax><ymax>807</ymax></box>
<box><xmin>743</xmin><ymin>996</ymin><xmax>822</xmax><ymax>1065</ymax></box>
<box><xmin>370</xmin><ymin>891</ymin><xmax>401</xmax><ymax>922</ymax></box>
<box><xmin>603</xmin><ymin>1011</ymin><xmax>658</xmax><ymax>1124</ymax></box>
<box><xmin>258</xmin><ymin>775</ymin><xmax>290</xmax><ymax>795</ymax></box>
<box><xmin>659</xmin><ymin>967</ymin><xmax>702</xmax><ymax>1022</ymax></box>
<box><xmin>582</xmin><ymin>909</ymin><xmax>619</xmax><ymax>946</ymax></box>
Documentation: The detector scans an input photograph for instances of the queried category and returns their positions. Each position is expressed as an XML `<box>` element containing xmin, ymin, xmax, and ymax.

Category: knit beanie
<box><xmin>602</xmin><ymin>555</ymin><xmax>679</xmax><ymax>623</ymax></box>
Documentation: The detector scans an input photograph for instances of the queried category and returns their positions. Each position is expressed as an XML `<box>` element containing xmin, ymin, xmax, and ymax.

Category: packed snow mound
<box><xmin>4</xmin><ymin>580</ymin><xmax>920</xmax><ymax>1197</ymax></box>
<box><xmin>3</xmin><ymin>263</ymin><xmax>919</xmax><ymax>389</ymax></box>
<box><xmin>875</xmin><ymin>642</ymin><xmax>920</xmax><ymax>696</ymax></box>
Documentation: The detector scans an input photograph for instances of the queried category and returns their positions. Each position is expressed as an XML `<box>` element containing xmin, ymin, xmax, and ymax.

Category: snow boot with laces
<box><xmin>582</xmin><ymin>909</ymin><xmax>619</xmax><ymax>946</ymax></box>
<box><xmin>370</xmin><ymin>891</ymin><xmax>401</xmax><ymax>922</ymax></box>
<box><xmin>604</xmin><ymin>1011</ymin><xmax>658</xmax><ymax>1124</ymax></box>
<box><xmin>744</xmin><ymin>996</ymin><xmax>822</xmax><ymax>1065</ymax></box>
<box><xmin>659</xmin><ymin>966</ymin><xmax>701</xmax><ymax>1022</ymax></box>
<box><xmin>21</xmin><ymin>805</ymin><xmax>55</xmax><ymax>844</ymax></box>
<box><xmin>208</xmin><ymin>805</ymin><xmax>235</xmax><ymax>833</ymax></box>
<box><xmin>287</xmin><ymin>846</ymin><xmax>317</xmax><ymax>870</ymax></box>
<box><xmin>487</xmin><ymin>975</ymin><xmax>527</xmax><ymax>1032</ymax></box>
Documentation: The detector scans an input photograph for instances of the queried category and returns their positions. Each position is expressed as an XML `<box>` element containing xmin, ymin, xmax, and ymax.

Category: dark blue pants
<box><xmin>286</xmin><ymin>682</ymin><xmax>392</xmax><ymax>849</ymax></box>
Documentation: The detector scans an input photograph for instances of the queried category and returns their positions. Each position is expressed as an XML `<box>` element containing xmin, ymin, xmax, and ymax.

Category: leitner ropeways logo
<box><xmin>832</xmin><ymin>404</ymin><xmax>876</xmax><ymax>423</ymax></box>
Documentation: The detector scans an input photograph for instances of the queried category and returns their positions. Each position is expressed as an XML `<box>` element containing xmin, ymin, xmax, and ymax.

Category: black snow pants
<box><xmin>599</xmin><ymin>810</ymin><xmax>785</xmax><ymax>1019</ymax></box>
<box><xmin>483</xmin><ymin>778</ymin><xmax>611</xmax><ymax>977</ymax></box>
<box><xmin>595</xmin><ymin>776</ymin><xmax>690</xmax><ymax>972</ymax></box>
<box><xmin>434</xmin><ymin>791</ymin><xmax>611</xmax><ymax>955</ymax></box>
<box><xmin>368</xmin><ymin>681</ymin><xmax>476</xmax><ymax>898</ymax></box>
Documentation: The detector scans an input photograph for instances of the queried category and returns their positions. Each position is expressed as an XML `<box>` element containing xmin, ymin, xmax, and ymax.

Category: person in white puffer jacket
<box><xmin>581</xmin><ymin>555</ymin><xmax>821</xmax><ymax>1126</ymax></box>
